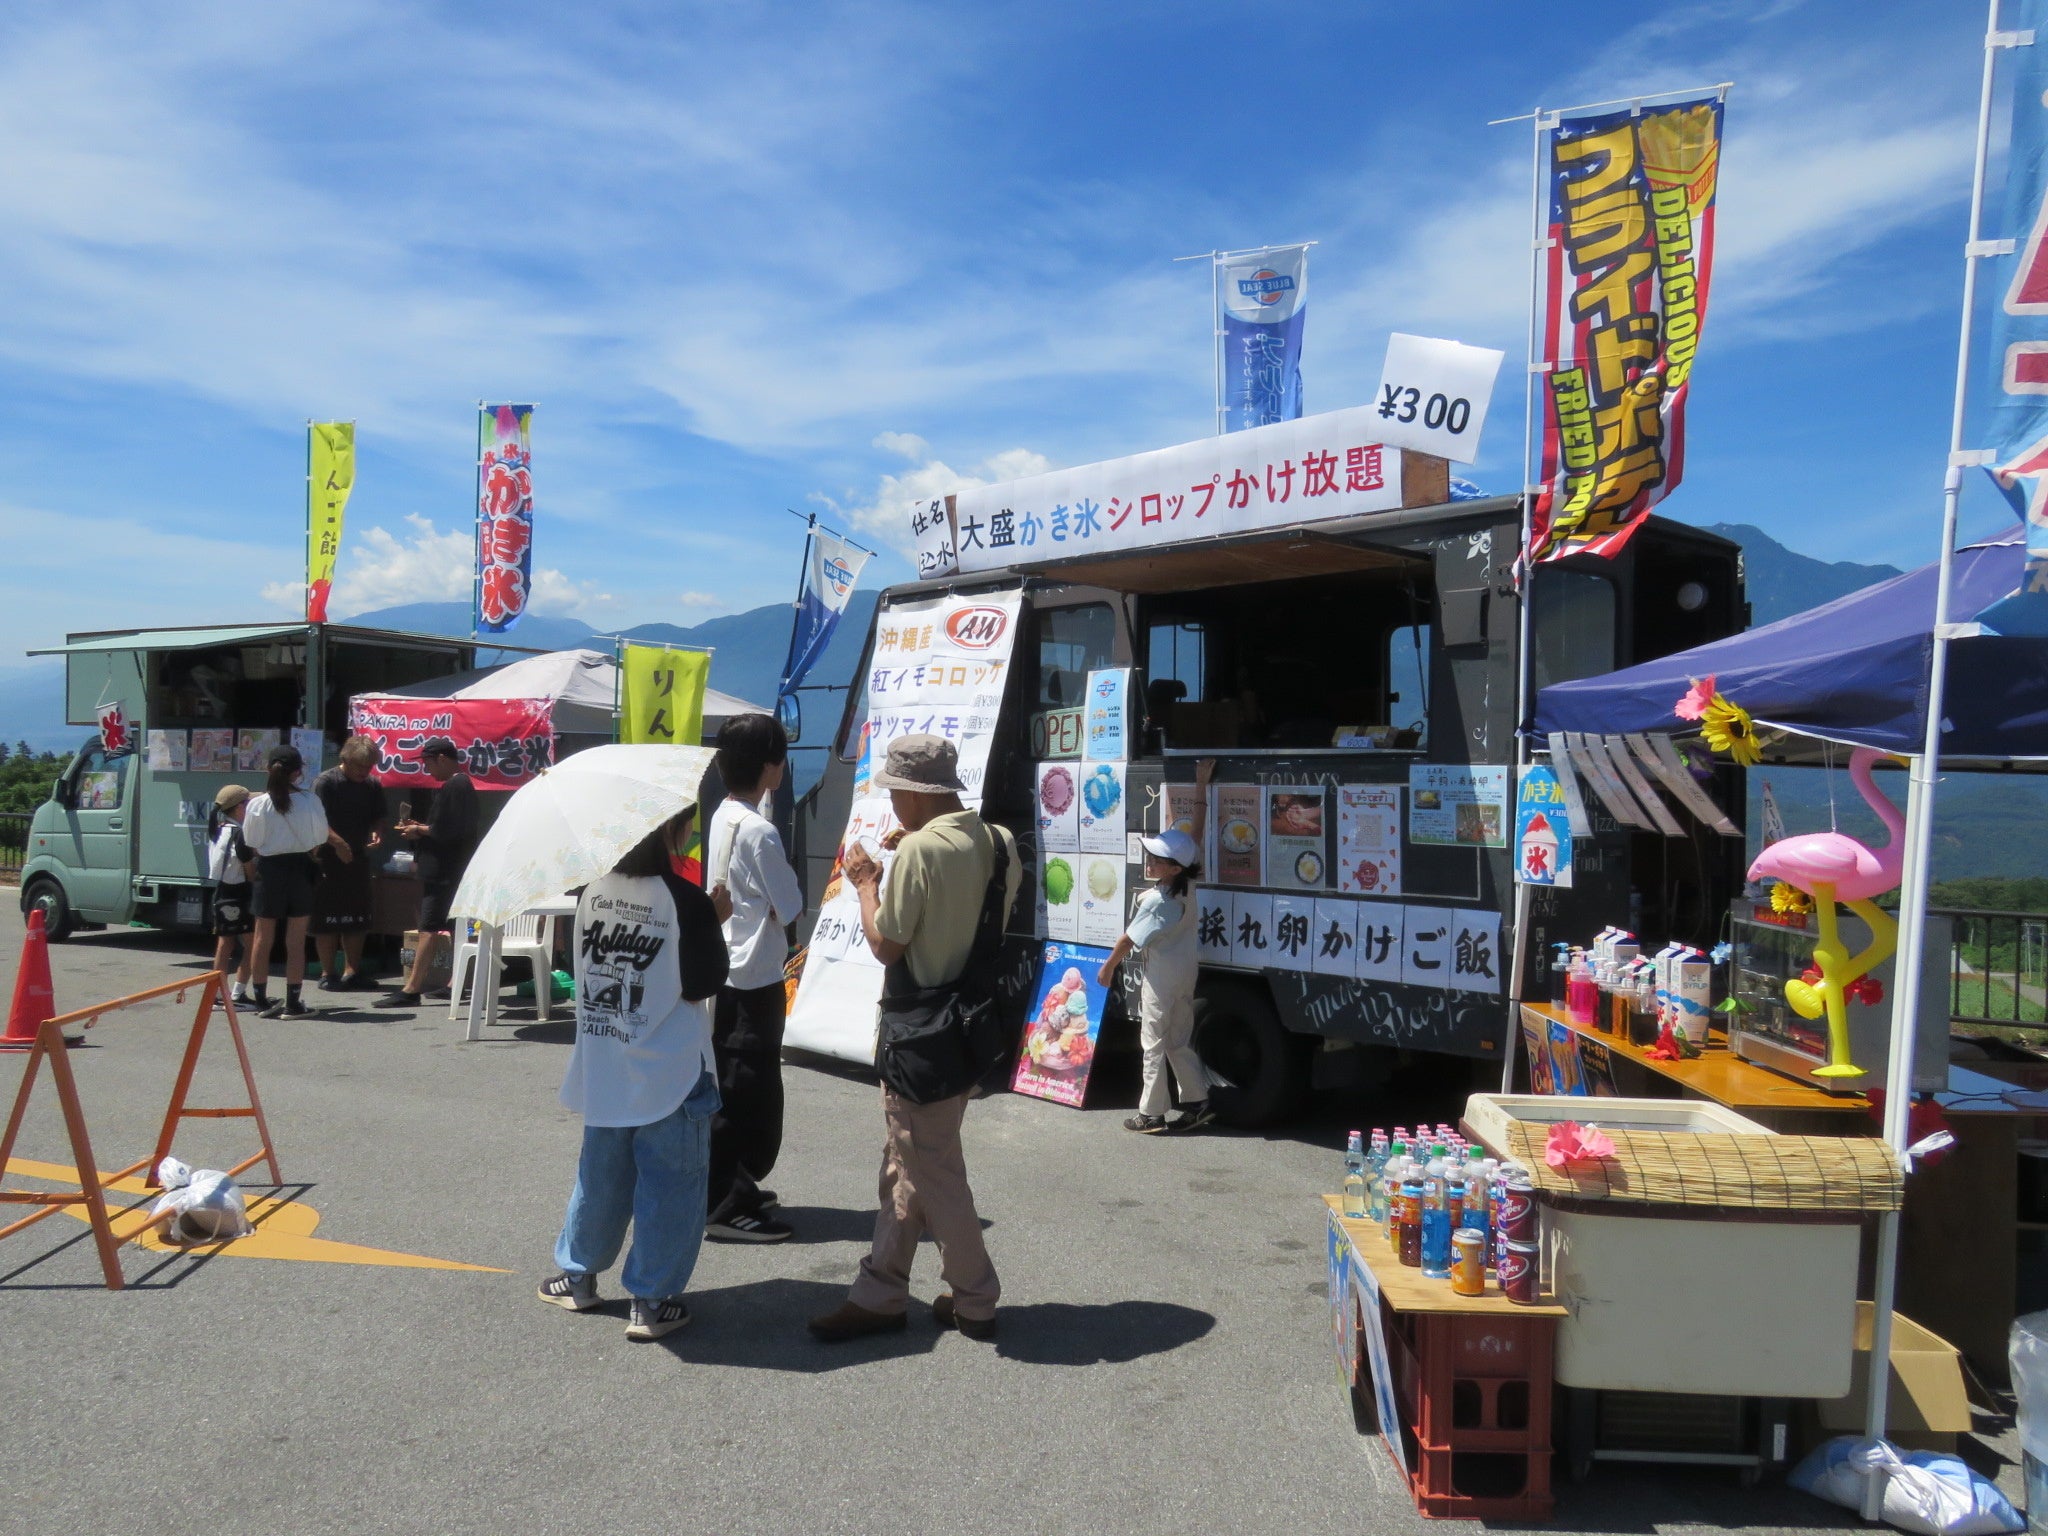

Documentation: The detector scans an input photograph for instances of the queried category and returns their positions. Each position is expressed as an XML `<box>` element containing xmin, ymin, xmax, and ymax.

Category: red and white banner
<box><xmin>346</xmin><ymin>696</ymin><xmax>554</xmax><ymax>790</ymax></box>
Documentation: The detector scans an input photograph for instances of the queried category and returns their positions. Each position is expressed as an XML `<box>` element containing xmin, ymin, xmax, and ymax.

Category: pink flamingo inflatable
<box><xmin>1745</xmin><ymin>747</ymin><xmax>1905</xmax><ymax>1079</ymax></box>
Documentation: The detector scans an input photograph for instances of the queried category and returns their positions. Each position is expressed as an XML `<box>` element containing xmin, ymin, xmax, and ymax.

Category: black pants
<box><xmin>706</xmin><ymin>982</ymin><xmax>787</xmax><ymax>1221</ymax></box>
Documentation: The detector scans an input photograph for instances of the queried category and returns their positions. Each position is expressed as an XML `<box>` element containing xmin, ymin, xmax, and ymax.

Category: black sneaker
<box><xmin>374</xmin><ymin>992</ymin><xmax>423</xmax><ymax>1010</ymax></box>
<box><xmin>260</xmin><ymin>997</ymin><xmax>309</xmax><ymax>1019</ymax></box>
<box><xmin>537</xmin><ymin>1271</ymin><xmax>600</xmax><ymax>1312</ymax></box>
<box><xmin>1165</xmin><ymin>1101</ymin><xmax>1216</xmax><ymax>1133</ymax></box>
<box><xmin>318</xmin><ymin>973</ymin><xmax>342</xmax><ymax>992</ymax></box>
<box><xmin>626</xmin><ymin>1296</ymin><xmax>690</xmax><ymax>1341</ymax></box>
<box><xmin>706</xmin><ymin>1211</ymin><xmax>793</xmax><ymax>1243</ymax></box>
<box><xmin>755</xmin><ymin>1189</ymin><xmax>779</xmax><ymax>1211</ymax></box>
<box><xmin>1123</xmin><ymin>1114</ymin><xmax>1169</xmax><ymax>1134</ymax></box>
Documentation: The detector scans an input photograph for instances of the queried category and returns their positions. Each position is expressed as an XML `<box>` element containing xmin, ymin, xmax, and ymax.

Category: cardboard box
<box><xmin>1816</xmin><ymin>1304</ymin><xmax>1971</xmax><ymax>1452</ymax></box>
<box><xmin>398</xmin><ymin>928</ymin><xmax>454</xmax><ymax>993</ymax></box>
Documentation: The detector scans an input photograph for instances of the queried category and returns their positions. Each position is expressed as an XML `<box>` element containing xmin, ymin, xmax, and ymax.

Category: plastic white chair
<box><xmin>450</xmin><ymin>913</ymin><xmax>558</xmax><ymax>1026</ymax></box>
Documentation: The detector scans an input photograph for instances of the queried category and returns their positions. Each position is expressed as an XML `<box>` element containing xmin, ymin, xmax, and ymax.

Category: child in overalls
<box><xmin>1100</xmin><ymin>824</ymin><xmax>1212</xmax><ymax>1133</ymax></box>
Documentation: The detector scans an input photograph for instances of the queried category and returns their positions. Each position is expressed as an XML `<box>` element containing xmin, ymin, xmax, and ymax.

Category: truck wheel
<box><xmin>22</xmin><ymin>878</ymin><xmax>73</xmax><ymax>942</ymax></box>
<box><xmin>1194</xmin><ymin>983</ymin><xmax>1308</xmax><ymax>1127</ymax></box>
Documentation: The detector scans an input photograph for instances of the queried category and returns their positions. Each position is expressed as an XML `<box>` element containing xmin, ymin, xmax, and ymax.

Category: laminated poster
<box><xmin>1163</xmin><ymin>783</ymin><xmax>1212</xmax><ymax>874</ymax></box>
<box><xmin>292</xmin><ymin>728</ymin><xmax>326</xmax><ymax>774</ymax></box>
<box><xmin>1074</xmin><ymin>853</ymin><xmax>1126</xmax><ymax>947</ymax></box>
<box><xmin>146</xmin><ymin>730</ymin><xmax>188</xmax><ymax>772</ymax></box>
<box><xmin>1408</xmin><ymin>764</ymin><xmax>1508</xmax><ymax>848</ymax></box>
<box><xmin>1336</xmin><ymin>785</ymin><xmax>1402</xmax><ymax>895</ymax></box>
<box><xmin>1011</xmin><ymin>942</ymin><xmax>1114</xmax><ymax>1108</ymax></box>
<box><xmin>1077</xmin><ymin>761</ymin><xmax>1126</xmax><ymax>855</ymax></box>
<box><xmin>1310</xmin><ymin>898</ymin><xmax>1358</xmax><ymax>977</ymax></box>
<box><xmin>1229</xmin><ymin>891</ymin><xmax>1274</xmax><ymax>968</ymax></box>
<box><xmin>1036</xmin><ymin>763</ymin><xmax>1080</xmax><ymax>855</ymax></box>
<box><xmin>1270</xmin><ymin>894</ymin><xmax>1316</xmax><ymax>971</ymax></box>
<box><xmin>1042</xmin><ymin>850</ymin><xmax>1080</xmax><ymax>942</ymax></box>
<box><xmin>188</xmin><ymin>728</ymin><xmax>235</xmax><ymax>774</ymax></box>
<box><xmin>1266</xmin><ymin>786</ymin><xmax>1328</xmax><ymax>891</ymax></box>
<box><xmin>235</xmin><ymin>728</ymin><xmax>280</xmax><ymax>773</ymax></box>
<box><xmin>1212</xmin><ymin>784</ymin><xmax>1263</xmax><ymax>886</ymax></box>
<box><xmin>1196</xmin><ymin>888</ymin><xmax>1234</xmax><ymax>963</ymax></box>
<box><xmin>1514</xmin><ymin>765</ymin><xmax>1573</xmax><ymax>888</ymax></box>
<box><xmin>1082</xmin><ymin>668</ymin><xmax>1131</xmax><ymax>762</ymax></box>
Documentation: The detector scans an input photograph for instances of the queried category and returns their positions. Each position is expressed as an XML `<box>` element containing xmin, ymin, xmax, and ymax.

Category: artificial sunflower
<box><xmin>1698</xmin><ymin>692</ymin><xmax>1762</xmax><ymax>766</ymax></box>
<box><xmin>1769</xmin><ymin>881</ymin><xmax>1814</xmax><ymax>916</ymax></box>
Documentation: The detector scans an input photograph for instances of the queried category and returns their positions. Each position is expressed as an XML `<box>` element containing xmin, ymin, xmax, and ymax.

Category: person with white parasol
<box><xmin>453</xmin><ymin>745</ymin><xmax>732</xmax><ymax>1341</ymax></box>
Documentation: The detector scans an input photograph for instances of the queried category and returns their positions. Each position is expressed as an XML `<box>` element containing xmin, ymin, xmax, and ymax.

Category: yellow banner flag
<box><xmin>307</xmin><ymin>422</ymin><xmax>356</xmax><ymax>622</ymax></box>
<box><xmin>619</xmin><ymin>644</ymin><xmax>711</xmax><ymax>746</ymax></box>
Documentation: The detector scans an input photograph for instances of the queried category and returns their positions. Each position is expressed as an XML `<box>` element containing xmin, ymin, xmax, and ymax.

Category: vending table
<box><xmin>1324</xmin><ymin>1195</ymin><xmax>1567</xmax><ymax>1521</ymax></box>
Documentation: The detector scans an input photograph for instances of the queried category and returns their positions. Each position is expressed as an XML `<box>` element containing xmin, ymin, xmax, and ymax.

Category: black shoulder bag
<box><xmin>874</xmin><ymin>835</ymin><xmax>1011</xmax><ymax>1105</ymax></box>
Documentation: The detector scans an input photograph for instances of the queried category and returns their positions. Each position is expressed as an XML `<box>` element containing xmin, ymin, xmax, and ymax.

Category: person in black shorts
<box><xmin>378</xmin><ymin>736</ymin><xmax>479</xmax><ymax>1009</ymax></box>
<box><xmin>207</xmin><ymin>784</ymin><xmax>256</xmax><ymax>1005</ymax></box>
<box><xmin>312</xmin><ymin>735</ymin><xmax>387</xmax><ymax>991</ymax></box>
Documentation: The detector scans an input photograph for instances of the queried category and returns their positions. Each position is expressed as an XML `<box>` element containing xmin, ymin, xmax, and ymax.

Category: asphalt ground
<box><xmin>0</xmin><ymin>907</ymin><xmax>2016</xmax><ymax>1535</ymax></box>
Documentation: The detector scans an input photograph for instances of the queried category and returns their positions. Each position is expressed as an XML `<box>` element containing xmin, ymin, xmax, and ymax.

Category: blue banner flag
<box><xmin>1984</xmin><ymin>4</ymin><xmax>2048</xmax><ymax>634</ymax></box>
<box><xmin>779</xmin><ymin>526</ymin><xmax>870</xmax><ymax>698</ymax></box>
<box><xmin>1218</xmin><ymin>245</ymin><xmax>1308</xmax><ymax>432</ymax></box>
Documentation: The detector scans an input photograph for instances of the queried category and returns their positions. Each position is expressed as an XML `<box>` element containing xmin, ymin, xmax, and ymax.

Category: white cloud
<box><xmin>677</xmin><ymin>590</ymin><xmax>722</xmax><ymax>609</ymax></box>
<box><xmin>282</xmin><ymin>513</ymin><xmax>602</xmax><ymax>617</ymax></box>
<box><xmin>823</xmin><ymin>435</ymin><xmax>1053</xmax><ymax>556</ymax></box>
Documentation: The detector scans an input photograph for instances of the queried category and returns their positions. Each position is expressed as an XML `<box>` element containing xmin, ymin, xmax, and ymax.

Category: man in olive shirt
<box><xmin>809</xmin><ymin>734</ymin><xmax>1019</xmax><ymax>1344</ymax></box>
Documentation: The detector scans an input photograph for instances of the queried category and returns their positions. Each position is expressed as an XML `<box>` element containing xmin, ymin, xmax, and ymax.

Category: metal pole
<box><xmin>779</xmin><ymin>514</ymin><xmax>816</xmax><ymax>702</ymax></box>
<box><xmin>1861</xmin><ymin>2</ymin><xmax>2005</xmax><ymax>1513</ymax></box>
<box><xmin>1503</xmin><ymin>105</ymin><xmax>1550</xmax><ymax>1090</ymax></box>
<box><xmin>1212</xmin><ymin>254</ymin><xmax>1225</xmax><ymax>434</ymax></box>
<box><xmin>303</xmin><ymin>420</ymin><xmax>314</xmax><ymax>623</ymax></box>
<box><xmin>471</xmin><ymin>402</ymin><xmax>485</xmax><ymax>644</ymax></box>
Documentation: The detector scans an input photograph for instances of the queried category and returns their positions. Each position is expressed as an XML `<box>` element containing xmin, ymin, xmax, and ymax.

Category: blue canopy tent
<box><xmin>1535</xmin><ymin>526</ymin><xmax>2048</xmax><ymax>763</ymax></box>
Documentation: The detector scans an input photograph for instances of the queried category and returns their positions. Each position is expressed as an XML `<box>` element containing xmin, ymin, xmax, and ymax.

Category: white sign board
<box><xmin>785</xmin><ymin>589</ymin><xmax>1024</xmax><ymax>1063</ymax></box>
<box><xmin>1371</xmin><ymin>333</ymin><xmax>1504</xmax><ymax>465</ymax></box>
<box><xmin>944</xmin><ymin>405</ymin><xmax>1408</xmax><ymax>577</ymax></box>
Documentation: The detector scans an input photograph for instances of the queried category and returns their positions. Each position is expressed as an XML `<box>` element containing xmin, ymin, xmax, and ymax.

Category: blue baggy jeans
<box><xmin>553</xmin><ymin>1069</ymin><xmax>720</xmax><ymax>1301</ymax></box>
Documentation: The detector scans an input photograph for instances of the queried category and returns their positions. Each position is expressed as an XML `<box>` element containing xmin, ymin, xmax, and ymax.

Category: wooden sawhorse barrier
<box><xmin>0</xmin><ymin>970</ymin><xmax>281</xmax><ymax>1288</ymax></box>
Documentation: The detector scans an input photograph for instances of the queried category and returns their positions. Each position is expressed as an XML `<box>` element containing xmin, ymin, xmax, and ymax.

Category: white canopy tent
<box><xmin>372</xmin><ymin>647</ymin><xmax>767</xmax><ymax>741</ymax></box>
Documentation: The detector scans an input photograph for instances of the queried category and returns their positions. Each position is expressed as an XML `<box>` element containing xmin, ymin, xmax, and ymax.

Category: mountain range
<box><xmin>7</xmin><ymin>520</ymin><xmax>2044</xmax><ymax>884</ymax></box>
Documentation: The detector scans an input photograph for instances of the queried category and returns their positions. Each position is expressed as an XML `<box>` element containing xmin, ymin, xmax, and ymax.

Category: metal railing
<box><xmin>0</xmin><ymin>811</ymin><xmax>27</xmax><ymax>881</ymax></box>
<box><xmin>1938</xmin><ymin>907</ymin><xmax>2048</xmax><ymax>1027</ymax></box>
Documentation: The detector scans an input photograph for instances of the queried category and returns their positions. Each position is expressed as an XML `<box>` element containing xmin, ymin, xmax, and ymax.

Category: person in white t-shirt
<box><xmin>241</xmin><ymin>744</ymin><xmax>350</xmax><ymax>1018</ymax></box>
<box><xmin>206</xmin><ymin>784</ymin><xmax>256</xmax><ymax>1005</ymax></box>
<box><xmin>537</xmin><ymin>804</ymin><xmax>731</xmax><ymax>1342</ymax></box>
<box><xmin>702</xmin><ymin>713</ymin><xmax>806</xmax><ymax>1244</ymax></box>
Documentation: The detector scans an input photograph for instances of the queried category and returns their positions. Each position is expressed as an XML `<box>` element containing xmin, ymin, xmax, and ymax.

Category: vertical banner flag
<box><xmin>306</xmin><ymin>422</ymin><xmax>355</xmax><ymax>623</ymax></box>
<box><xmin>1218</xmin><ymin>245</ymin><xmax>1308</xmax><ymax>433</ymax></box>
<box><xmin>620</xmin><ymin>645</ymin><xmax>711</xmax><ymax>747</ymax></box>
<box><xmin>1984</xmin><ymin>3</ymin><xmax>2048</xmax><ymax>634</ymax></box>
<box><xmin>1531</xmin><ymin>95</ymin><xmax>1723</xmax><ymax>562</ymax></box>
<box><xmin>780</xmin><ymin>526</ymin><xmax>871</xmax><ymax>699</ymax></box>
<box><xmin>474</xmin><ymin>404</ymin><xmax>535</xmax><ymax>635</ymax></box>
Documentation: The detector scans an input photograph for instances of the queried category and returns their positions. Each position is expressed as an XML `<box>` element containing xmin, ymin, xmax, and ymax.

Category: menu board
<box><xmin>1012</xmin><ymin>942</ymin><xmax>1113</xmax><ymax>1108</ymax></box>
<box><xmin>1212</xmin><ymin>784</ymin><xmax>1263</xmax><ymax>886</ymax></box>
<box><xmin>1043</xmin><ymin>847</ymin><xmax>1081</xmax><ymax>942</ymax></box>
<box><xmin>1266</xmin><ymin>787</ymin><xmax>1327</xmax><ymax>891</ymax></box>
<box><xmin>1075</xmin><ymin>852</ymin><xmax>1127</xmax><ymax>947</ymax></box>
<box><xmin>146</xmin><ymin>730</ymin><xmax>187</xmax><ymax>771</ymax></box>
<box><xmin>1162</xmin><ymin>783</ymin><xmax>1211</xmax><ymax>873</ymax></box>
<box><xmin>189</xmin><ymin>728</ymin><xmax>235</xmax><ymax>773</ymax></box>
<box><xmin>236</xmin><ymin>727</ymin><xmax>280</xmax><ymax>772</ymax></box>
<box><xmin>1083</xmin><ymin>668</ymin><xmax>1131</xmax><ymax>762</ymax></box>
<box><xmin>1337</xmin><ymin>784</ymin><xmax>1402</xmax><ymax>895</ymax></box>
<box><xmin>787</xmin><ymin>590</ymin><xmax>1023</xmax><ymax>1064</ymax></box>
<box><xmin>1408</xmin><ymin>764</ymin><xmax>1509</xmax><ymax>848</ymax></box>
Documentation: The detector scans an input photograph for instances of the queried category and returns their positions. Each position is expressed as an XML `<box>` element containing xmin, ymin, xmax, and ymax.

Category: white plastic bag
<box><xmin>150</xmin><ymin>1156</ymin><xmax>254</xmax><ymax>1244</ymax></box>
<box><xmin>1789</xmin><ymin>1435</ymin><xmax>2020</xmax><ymax>1536</ymax></box>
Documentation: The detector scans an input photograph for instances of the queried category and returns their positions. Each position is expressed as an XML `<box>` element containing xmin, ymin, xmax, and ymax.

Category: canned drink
<box><xmin>1495</xmin><ymin>1173</ymin><xmax>1537</xmax><ymax>1243</ymax></box>
<box><xmin>1499</xmin><ymin>1240</ymin><xmax>1541</xmax><ymax>1304</ymax></box>
<box><xmin>1450</xmin><ymin>1229</ymin><xmax>1486</xmax><ymax>1296</ymax></box>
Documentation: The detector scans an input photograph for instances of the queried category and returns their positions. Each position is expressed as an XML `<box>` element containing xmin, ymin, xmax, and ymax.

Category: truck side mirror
<box><xmin>776</xmin><ymin>692</ymin><xmax>801</xmax><ymax>745</ymax></box>
<box><xmin>52</xmin><ymin>775</ymin><xmax>74</xmax><ymax>810</ymax></box>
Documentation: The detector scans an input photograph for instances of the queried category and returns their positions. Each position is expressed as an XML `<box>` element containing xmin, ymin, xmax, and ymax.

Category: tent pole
<box><xmin>1862</xmin><ymin>1</ymin><xmax>2003</xmax><ymax>1513</ymax></box>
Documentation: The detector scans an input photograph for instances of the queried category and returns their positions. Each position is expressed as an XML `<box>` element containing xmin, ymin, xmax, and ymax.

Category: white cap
<box><xmin>1139</xmin><ymin>828</ymin><xmax>1201</xmax><ymax>868</ymax></box>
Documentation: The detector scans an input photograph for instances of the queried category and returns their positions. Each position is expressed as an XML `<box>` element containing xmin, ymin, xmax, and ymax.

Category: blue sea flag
<box><xmin>1218</xmin><ymin>245</ymin><xmax>1308</xmax><ymax>433</ymax></box>
<box><xmin>1982</xmin><ymin>0</ymin><xmax>2048</xmax><ymax>635</ymax></box>
<box><xmin>780</xmin><ymin>525</ymin><xmax>870</xmax><ymax>698</ymax></box>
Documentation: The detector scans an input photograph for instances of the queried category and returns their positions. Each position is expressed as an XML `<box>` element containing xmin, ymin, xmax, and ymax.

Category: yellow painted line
<box><xmin>5</xmin><ymin>1158</ymin><xmax>508</xmax><ymax>1272</ymax></box>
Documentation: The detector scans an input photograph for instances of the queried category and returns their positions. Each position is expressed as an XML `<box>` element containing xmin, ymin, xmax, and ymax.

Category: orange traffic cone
<box><xmin>1</xmin><ymin>908</ymin><xmax>58</xmax><ymax>1051</ymax></box>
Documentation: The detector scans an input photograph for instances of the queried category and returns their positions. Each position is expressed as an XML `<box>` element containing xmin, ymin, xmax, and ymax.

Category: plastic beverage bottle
<box><xmin>1343</xmin><ymin>1131</ymin><xmax>1368</xmax><ymax>1219</ymax></box>
<box><xmin>1397</xmin><ymin>1166</ymin><xmax>1424</xmax><ymax>1267</ymax></box>
<box><xmin>1366</xmin><ymin>1132</ymin><xmax>1391</xmax><ymax>1224</ymax></box>
<box><xmin>1384</xmin><ymin>1145</ymin><xmax>1410</xmax><ymax>1246</ymax></box>
<box><xmin>1462</xmin><ymin>1149</ymin><xmax>1492</xmax><ymax>1266</ymax></box>
<box><xmin>1421</xmin><ymin>1147</ymin><xmax>1452</xmax><ymax>1279</ymax></box>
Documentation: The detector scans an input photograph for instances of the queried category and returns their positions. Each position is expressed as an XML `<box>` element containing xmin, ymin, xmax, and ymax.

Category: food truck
<box><xmin>785</xmin><ymin>403</ymin><xmax>1750</xmax><ymax>1124</ymax></box>
<box><xmin>17</xmin><ymin>622</ymin><xmax>488</xmax><ymax>939</ymax></box>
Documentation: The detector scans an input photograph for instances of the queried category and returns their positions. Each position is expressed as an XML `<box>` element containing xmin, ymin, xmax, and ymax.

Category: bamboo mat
<box><xmin>1501</xmin><ymin>1125</ymin><xmax>1902</xmax><ymax>1213</ymax></box>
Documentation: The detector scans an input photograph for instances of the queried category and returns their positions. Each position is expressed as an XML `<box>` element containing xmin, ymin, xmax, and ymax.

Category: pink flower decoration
<box><xmin>1674</xmin><ymin>674</ymin><xmax>1717</xmax><ymax>722</ymax></box>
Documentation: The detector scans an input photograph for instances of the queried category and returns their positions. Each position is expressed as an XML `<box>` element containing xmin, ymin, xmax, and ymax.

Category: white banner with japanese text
<box><xmin>939</xmin><ymin>405</ymin><xmax>1407</xmax><ymax>576</ymax></box>
<box><xmin>784</xmin><ymin>589</ymin><xmax>1024</xmax><ymax>1063</ymax></box>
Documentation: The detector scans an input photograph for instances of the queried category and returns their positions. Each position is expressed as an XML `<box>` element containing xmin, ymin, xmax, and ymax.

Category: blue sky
<box><xmin>0</xmin><ymin>0</ymin><xmax>2015</xmax><ymax>661</ymax></box>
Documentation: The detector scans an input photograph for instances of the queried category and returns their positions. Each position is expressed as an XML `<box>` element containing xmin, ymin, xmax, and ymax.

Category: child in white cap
<box><xmin>1099</xmin><ymin>762</ymin><xmax>1214</xmax><ymax>1133</ymax></box>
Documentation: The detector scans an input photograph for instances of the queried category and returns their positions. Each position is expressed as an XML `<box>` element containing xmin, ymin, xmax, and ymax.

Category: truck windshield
<box><xmin>1036</xmin><ymin>603</ymin><xmax>1117</xmax><ymax>710</ymax></box>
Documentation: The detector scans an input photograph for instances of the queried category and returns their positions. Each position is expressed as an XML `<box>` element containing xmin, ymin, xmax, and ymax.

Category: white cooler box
<box><xmin>1463</xmin><ymin>1094</ymin><xmax>1862</xmax><ymax>1399</ymax></box>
